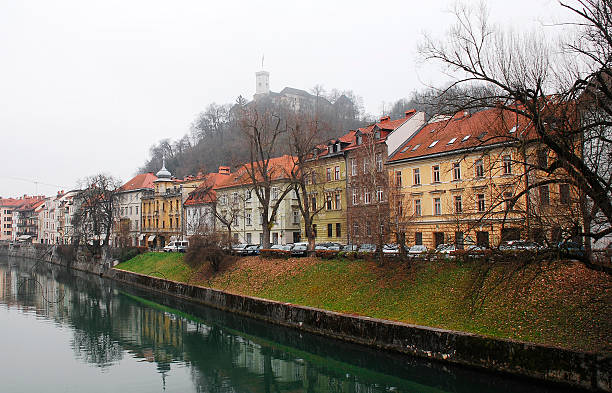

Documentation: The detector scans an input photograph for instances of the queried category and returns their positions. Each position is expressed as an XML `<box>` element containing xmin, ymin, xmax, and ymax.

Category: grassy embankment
<box><xmin>116</xmin><ymin>252</ymin><xmax>611</xmax><ymax>352</ymax></box>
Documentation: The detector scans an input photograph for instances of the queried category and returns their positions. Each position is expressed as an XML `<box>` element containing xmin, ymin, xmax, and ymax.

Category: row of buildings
<box><xmin>0</xmin><ymin>104</ymin><xmax>582</xmax><ymax>250</ymax></box>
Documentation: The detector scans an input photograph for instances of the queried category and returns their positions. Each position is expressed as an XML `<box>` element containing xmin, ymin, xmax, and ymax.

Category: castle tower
<box><xmin>255</xmin><ymin>70</ymin><xmax>270</xmax><ymax>97</ymax></box>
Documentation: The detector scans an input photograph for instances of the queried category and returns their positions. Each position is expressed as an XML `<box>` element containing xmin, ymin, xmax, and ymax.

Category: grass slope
<box><xmin>116</xmin><ymin>253</ymin><xmax>611</xmax><ymax>352</ymax></box>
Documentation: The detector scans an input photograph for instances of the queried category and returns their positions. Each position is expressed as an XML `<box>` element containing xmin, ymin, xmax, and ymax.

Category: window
<box><xmin>502</xmin><ymin>155</ymin><xmax>512</xmax><ymax>175</ymax></box>
<box><xmin>452</xmin><ymin>163</ymin><xmax>461</xmax><ymax>180</ymax></box>
<box><xmin>311</xmin><ymin>197</ymin><xmax>317</xmax><ymax>211</ymax></box>
<box><xmin>245</xmin><ymin>189</ymin><xmax>251</xmax><ymax>200</ymax></box>
<box><xmin>272</xmin><ymin>187</ymin><xmax>279</xmax><ymax>200</ymax></box>
<box><xmin>413</xmin><ymin>168</ymin><xmax>421</xmax><ymax>185</ymax></box>
<box><xmin>233</xmin><ymin>216</ymin><xmax>238</xmax><ymax>226</ymax></box>
<box><xmin>311</xmin><ymin>172</ymin><xmax>316</xmax><ymax>185</ymax></box>
<box><xmin>560</xmin><ymin>184</ymin><xmax>570</xmax><ymax>204</ymax></box>
<box><xmin>292</xmin><ymin>210</ymin><xmax>300</xmax><ymax>224</ymax></box>
<box><xmin>434</xmin><ymin>198</ymin><xmax>441</xmax><ymax>215</ymax></box>
<box><xmin>313</xmin><ymin>224</ymin><xmax>317</xmax><ymax>237</ymax></box>
<box><xmin>232</xmin><ymin>192</ymin><xmax>239</xmax><ymax>203</ymax></box>
<box><xmin>503</xmin><ymin>192</ymin><xmax>513</xmax><ymax>211</ymax></box>
<box><xmin>246</xmin><ymin>213</ymin><xmax>252</xmax><ymax>226</ymax></box>
<box><xmin>477</xmin><ymin>194</ymin><xmax>486</xmax><ymax>212</ymax></box>
<box><xmin>376</xmin><ymin>187</ymin><xmax>384</xmax><ymax>202</ymax></box>
<box><xmin>539</xmin><ymin>185</ymin><xmax>550</xmax><ymax>206</ymax></box>
<box><xmin>364</xmin><ymin>190</ymin><xmax>372</xmax><ymax>204</ymax></box>
<box><xmin>462</xmin><ymin>135</ymin><xmax>470</xmax><ymax>142</ymax></box>
<box><xmin>326</xmin><ymin>168</ymin><xmax>331</xmax><ymax>181</ymax></box>
<box><xmin>376</xmin><ymin>153</ymin><xmax>383</xmax><ymax>172</ymax></box>
<box><xmin>246</xmin><ymin>233</ymin><xmax>252</xmax><ymax>243</ymax></box>
<box><xmin>352</xmin><ymin>188</ymin><xmax>358</xmax><ymax>205</ymax></box>
<box><xmin>353</xmin><ymin>223</ymin><xmax>359</xmax><ymax>236</ymax></box>
<box><xmin>334</xmin><ymin>166</ymin><xmax>340</xmax><ymax>180</ymax></box>
<box><xmin>397</xmin><ymin>200</ymin><xmax>403</xmax><ymax>216</ymax></box>
<box><xmin>351</xmin><ymin>159</ymin><xmax>357</xmax><ymax>176</ymax></box>
<box><xmin>415</xmin><ymin>232</ymin><xmax>423</xmax><ymax>245</ymax></box>
<box><xmin>334</xmin><ymin>193</ymin><xmax>341</xmax><ymax>209</ymax></box>
<box><xmin>447</xmin><ymin>137</ymin><xmax>457</xmax><ymax>145</ymax></box>
<box><xmin>356</xmin><ymin>135</ymin><xmax>362</xmax><ymax>145</ymax></box>
<box><xmin>336</xmin><ymin>223</ymin><xmax>341</xmax><ymax>238</ymax></box>
<box><xmin>454</xmin><ymin>195</ymin><xmax>462</xmax><ymax>213</ymax></box>
<box><xmin>475</xmin><ymin>159</ymin><xmax>484</xmax><ymax>178</ymax></box>
<box><xmin>414</xmin><ymin>199</ymin><xmax>422</xmax><ymax>216</ymax></box>
<box><xmin>326</xmin><ymin>195</ymin><xmax>333</xmax><ymax>210</ymax></box>
<box><xmin>432</xmin><ymin>165</ymin><xmax>440</xmax><ymax>183</ymax></box>
<box><xmin>428</xmin><ymin>140</ymin><xmax>439</xmax><ymax>148</ymax></box>
<box><xmin>395</xmin><ymin>171</ymin><xmax>402</xmax><ymax>187</ymax></box>
<box><xmin>537</xmin><ymin>148</ymin><xmax>548</xmax><ymax>168</ymax></box>
<box><xmin>328</xmin><ymin>224</ymin><xmax>333</xmax><ymax>237</ymax></box>
<box><xmin>363</xmin><ymin>159</ymin><xmax>368</xmax><ymax>174</ymax></box>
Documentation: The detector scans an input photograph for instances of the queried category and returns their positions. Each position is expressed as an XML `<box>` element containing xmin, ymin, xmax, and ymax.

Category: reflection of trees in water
<box><xmin>72</xmin><ymin>329</ymin><xmax>123</xmax><ymax>367</ymax></box>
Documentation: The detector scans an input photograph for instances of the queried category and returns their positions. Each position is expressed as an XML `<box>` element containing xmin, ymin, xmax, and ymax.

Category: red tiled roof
<box><xmin>388</xmin><ymin>107</ymin><xmax>535</xmax><ymax>162</ymax></box>
<box><xmin>215</xmin><ymin>155</ymin><xmax>297</xmax><ymax>190</ymax></box>
<box><xmin>0</xmin><ymin>196</ymin><xmax>45</xmax><ymax>209</ymax></box>
<box><xmin>118</xmin><ymin>173</ymin><xmax>157</xmax><ymax>192</ymax></box>
<box><xmin>184</xmin><ymin>172</ymin><xmax>232</xmax><ymax>206</ymax></box>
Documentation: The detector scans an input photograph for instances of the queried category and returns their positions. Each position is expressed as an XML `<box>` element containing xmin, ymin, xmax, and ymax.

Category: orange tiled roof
<box><xmin>388</xmin><ymin>107</ymin><xmax>535</xmax><ymax>162</ymax></box>
<box><xmin>184</xmin><ymin>172</ymin><xmax>232</xmax><ymax>206</ymax></box>
<box><xmin>215</xmin><ymin>155</ymin><xmax>297</xmax><ymax>190</ymax></box>
<box><xmin>118</xmin><ymin>173</ymin><xmax>157</xmax><ymax>192</ymax></box>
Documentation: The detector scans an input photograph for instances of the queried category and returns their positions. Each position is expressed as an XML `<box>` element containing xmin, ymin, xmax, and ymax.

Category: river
<box><xmin>0</xmin><ymin>257</ymin><xmax>576</xmax><ymax>393</ymax></box>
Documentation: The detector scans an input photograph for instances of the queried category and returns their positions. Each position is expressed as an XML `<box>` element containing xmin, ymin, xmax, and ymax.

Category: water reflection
<box><xmin>0</xmin><ymin>258</ymin><xmax>574</xmax><ymax>393</ymax></box>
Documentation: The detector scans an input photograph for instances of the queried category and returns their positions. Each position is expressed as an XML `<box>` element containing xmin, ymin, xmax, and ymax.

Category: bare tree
<box><xmin>236</xmin><ymin>102</ymin><xmax>295</xmax><ymax>248</ymax></box>
<box><xmin>72</xmin><ymin>174</ymin><xmax>122</xmax><ymax>254</ymax></box>
<box><xmin>286</xmin><ymin>112</ymin><xmax>330</xmax><ymax>251</ymax></box>
<box><xmin>419</xmin><ymin>0</ymin><xmax>612</xmax><ymax>262</ymax></box>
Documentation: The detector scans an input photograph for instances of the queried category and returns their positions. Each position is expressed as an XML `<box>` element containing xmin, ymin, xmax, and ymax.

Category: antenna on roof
<box><xmin>261</xmin><ymin>54</ymin><xmax>264</xmax><ymax>70</ymax></box>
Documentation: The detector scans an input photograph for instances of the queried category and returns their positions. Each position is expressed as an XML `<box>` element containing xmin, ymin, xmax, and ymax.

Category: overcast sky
<box><xmin>0</xmin><ymin>0</ymin><xmax>567</xmax><ymax>198</ymax></box>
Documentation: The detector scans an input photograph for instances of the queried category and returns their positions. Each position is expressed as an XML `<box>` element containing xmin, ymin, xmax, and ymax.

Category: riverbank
<box><xmin>116</xmin><ymin>252</ymin><xmax>612</xmax><ymax>353</ymax></box>
<box><xmin>3</xmin><ymin>245</ymin><xmax>611</xmax><ymax>391</ymax></box>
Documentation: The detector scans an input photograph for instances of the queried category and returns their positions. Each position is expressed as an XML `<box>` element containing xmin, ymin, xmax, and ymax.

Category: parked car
<box><xmin>326</xmin><ymin>243</ymin><xmax>342</xmax><ymax>251</ymax></box>
<box><xmin>499</xmin><ymin>240</ymin><xmax>541</xmax><ymax>251</ymax></box>
<box><xmin>244</xmin><ymin>244</ymin><xmax>261</xmax><ymax>256</ymax></box>
<box><xmin>291</xmin><ymin>242</ymin><xmax>308</xmax><ymax>257</ymax></box>
<box><xmin>232</xmin><ymin>243</ymin><xmax>251</xmax><ymax>256</ymax></box>
<box><xmin>408</xmin><ymin>245</ymin><xmax>428</xmax><ymax>258</ymax></box>
<box><xmin>163</xmin><ymin>241</ymin><xmax>189</xmax><ymax>253</ymax></box>
<box><xmin>270</xmin><ymin>244</ymin><xmax>284</xmax><ymax>250</ymax></box>
<box><xmin>342</xmin><ymin>244</ymin><xmax>359</xmax><ymax>252</ymax></box>
<box><xmin>435</xmin><ymin>244</ymin><xmax>456</xmax><ymax>258</ymax></box>
<box><xmin>357</xmin><ymin>244</ymin><xmax>377</xmax><ymax>253</ymax></box>
<box><xmin>557</xmin><ymin>241</ymin><xmax>585</xmax><ymax>258</ymax></box>
<box><xmin>382</xmin><ymin>244</ymin><xmax>400</xmax><ymax>255</ymax></box>
<box><xmin>314</xmin><ymin>244</ymin><xmax>328</xmax><ymax>251</ymax></box>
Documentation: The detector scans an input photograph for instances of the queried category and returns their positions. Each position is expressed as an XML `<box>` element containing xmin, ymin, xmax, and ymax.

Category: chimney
<box><xmin>379</xmin><ymin>115</ymin><xmax>390</xmax><ymax>122</ymax></box>
<box><xmin>218</xmin><ymin>166</ymin><xmax>230</xmax><ymax>175</ymax></box>
<box><xmin>404</xmin><ymin>109</ymin><xmax>416</xmax><ymax>118</ymax></box>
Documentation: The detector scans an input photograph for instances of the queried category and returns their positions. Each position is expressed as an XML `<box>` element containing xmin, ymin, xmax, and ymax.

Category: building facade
<box><xmin>183</xmin><ymin>167</ymin><xmax>231</xmax><ymax>236</ymax></box>
<box><xmin>387</xmin><ymin>108</ymin><xmax>581</xmax><ymax>249</ymax></box>
<box><xmin>345</xmin><ymin>112</ymin><xmax>425</xmax><ymax>246</ymax></box>
<box><xmin>215</xmin><ymin>156</ymin><xmax>301</xmax><ymax>245</ymax></box>
<box><xmin>113</xmin><ymin>173</ymin><xmax>157</xmax><ymax>247</ymax></box>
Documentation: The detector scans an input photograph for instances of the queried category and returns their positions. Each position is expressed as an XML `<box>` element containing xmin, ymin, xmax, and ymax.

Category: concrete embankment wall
<box><xmin>2</xmin><ymin>245</ymin><xmax>611</xmax><ymax>392</ymax></box>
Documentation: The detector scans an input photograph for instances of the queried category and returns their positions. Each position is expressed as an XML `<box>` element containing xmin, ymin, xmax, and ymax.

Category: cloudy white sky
<box><xmin>0</xmin><ymin>0</ymin><xmax>567</xmax><ymax>198</ymax></box>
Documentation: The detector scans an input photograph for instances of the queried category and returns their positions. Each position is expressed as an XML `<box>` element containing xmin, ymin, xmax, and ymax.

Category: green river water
<box><xmin>0</xmin><ymin>257</ymin><xmax>576</xmax><ymax>393</ymax></box>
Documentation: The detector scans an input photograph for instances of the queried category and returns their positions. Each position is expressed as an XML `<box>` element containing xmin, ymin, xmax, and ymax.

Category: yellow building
<box><xmin>302</xmin><ymin>137</ymin><xmax>352</xmax><ymax>244</ymax></box>
<box><xmin>140</xmin><ymin>162</ymin><xmax>205</xmax><ymax>248</ymax></box>
<box><xmin>387</xmin><ymin>108</ymin><xmax>581</xmax><ymax>249</ymax></box>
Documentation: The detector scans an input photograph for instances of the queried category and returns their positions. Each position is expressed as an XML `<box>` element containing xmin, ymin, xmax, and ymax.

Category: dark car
<box><xmin>244</xmin><ymin>244</ymin><xmax>261</xmax><ymax>256</ymax></box>
<box><xmin>291</xmin><ymin>243</ymin><xmax>308</xmax><ymax>257</ymax></box>
<box><xmin>232</xmin><ymin>243</ymin><xmax>252</xmax><ymax>256</ymax></box>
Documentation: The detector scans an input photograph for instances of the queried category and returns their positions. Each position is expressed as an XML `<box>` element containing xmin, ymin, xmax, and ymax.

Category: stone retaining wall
<box><xmin>2</xmin><ymin>245</ymin><xmax>610</xmax><ymax>392</ymax></box>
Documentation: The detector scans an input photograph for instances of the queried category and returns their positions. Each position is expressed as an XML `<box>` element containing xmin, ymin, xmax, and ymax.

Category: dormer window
<box><xmin>374</xmin><ymin>131</ymin><xmax>380</xmax><ymax>140</ymax></box>
<box><xmin>356</xmin><ymin>135</ymin><xmax>362</xmax><ymax>145</ymax></box>
<box><xmin>336</xmin><ymin>142</ymin><xmax>341</xmax><ymax>152</ymax></box>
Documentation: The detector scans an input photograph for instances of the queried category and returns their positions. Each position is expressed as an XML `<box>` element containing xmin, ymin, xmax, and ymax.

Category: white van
<box><xmin>163</xmin><ymin>241</ymin><xmax>189</xmax><ymax>253</ymax></box>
